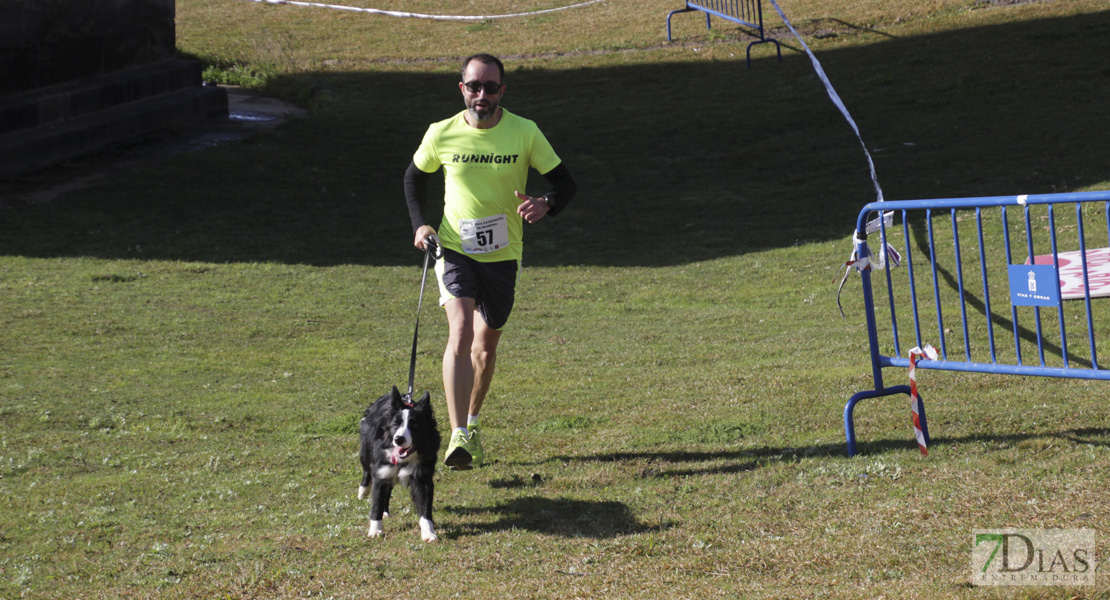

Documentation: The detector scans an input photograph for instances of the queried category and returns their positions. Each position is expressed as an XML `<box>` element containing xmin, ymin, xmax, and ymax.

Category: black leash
<box><xmin>404</xmin><ymin>236</ymin><xmax>442</xmax><ymax>406</ymax></box>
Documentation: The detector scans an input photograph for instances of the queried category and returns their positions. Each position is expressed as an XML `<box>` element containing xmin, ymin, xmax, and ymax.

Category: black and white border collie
<box><xmin>358</xmin><ymin>386</ymin><xmax>441</xmax><ymax>542</ymax></box>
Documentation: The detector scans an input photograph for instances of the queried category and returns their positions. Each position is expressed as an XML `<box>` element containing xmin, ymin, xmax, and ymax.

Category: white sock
<box><xmin>454</xmin><ymin>427</ymin><xmax>467</xmax><ymax>436</ymax></box>
<box><xmin>468</xmin><ymin>415</ymin><xmax>480</xmax><ymax>428</ymax></box>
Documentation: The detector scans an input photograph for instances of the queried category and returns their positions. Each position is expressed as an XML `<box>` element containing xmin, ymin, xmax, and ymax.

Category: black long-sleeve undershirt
<box><xmin>404</xmin><ymin>161</ymin><xmax>432</xmax><ymax>232</ymax></box>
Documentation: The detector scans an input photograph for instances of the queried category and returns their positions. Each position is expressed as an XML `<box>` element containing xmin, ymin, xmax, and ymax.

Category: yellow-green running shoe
<box><xmin>468</xmin><ymin>424</ymin><xmax>484</xmax><ymax>468</ymax></box>
<box><xmin>443</xmin><ymin>429</ymin><xmax>473</xmax><ymax>470</ymax></box>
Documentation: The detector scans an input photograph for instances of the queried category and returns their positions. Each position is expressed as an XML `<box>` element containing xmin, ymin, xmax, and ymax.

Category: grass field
<box><xmin>3</xmin><ymin>0</ymin><xmax>1110</xmax><ymax>598</ymax></box>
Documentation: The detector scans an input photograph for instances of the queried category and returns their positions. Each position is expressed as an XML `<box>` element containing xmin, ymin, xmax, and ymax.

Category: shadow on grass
<box><xmin>443</xmin><ymin>496</ymin><xmax>671</xmax><ymax>539</ymax></box>
<box><xmin>852</xmin><ymin>426</ymin><xmax>1110</xmax><ymax>456</ymax></box>
<box><xmin>1</xmin><ymin>11</ymin><xmax>1108</xmax><ymax>267</ymax></box>
<box><xmin>533</xmin><ymin>427</ymin><xmax>1110</xmax><ymax>474</ymax></box>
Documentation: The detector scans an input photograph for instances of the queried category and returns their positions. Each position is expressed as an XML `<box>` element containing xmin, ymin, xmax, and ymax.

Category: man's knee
<box><xmin>444</xmin><ymin>299</ymin><xmax>476</xmax><ymax>351</ymax></box>
<box><xmin>471</xmin><ymin>326</ymin><xmax>501</xmax><ymax>366</ymax></box>
<box><xmin>446</xmin><ymin>328</ymin><xmax>474</xmax><ymax>357</ymax></box>
<box><xmin>471</xmin><ymin>345</ymin><xmax>496</xmax><ymax>368</ymax></box>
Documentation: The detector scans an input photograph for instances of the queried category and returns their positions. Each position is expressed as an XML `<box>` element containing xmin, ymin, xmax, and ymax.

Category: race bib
<box><xmin>459</xmin><ymin>214</ymin><xmax>509</xmax><ymax>254</ymax></box>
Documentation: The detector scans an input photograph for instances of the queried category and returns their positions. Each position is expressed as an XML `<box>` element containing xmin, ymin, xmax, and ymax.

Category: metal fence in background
<box><xmin>845</xmin><ymin>190</ymin><xmax>1110</xmax><ymax>456</ymax></box>
<box><xmin>666</xmin><ymin>0</ymin><xmax>781</xmax><ymax>66</ymax></box>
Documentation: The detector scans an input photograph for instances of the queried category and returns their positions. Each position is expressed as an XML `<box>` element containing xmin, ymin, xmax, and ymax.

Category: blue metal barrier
<box><xmin>666</xmin><ymin>0</ymin><xmax>782</xmax><ymax>67</ymax></box>
<box><xmin>845</xmin><ymin>190</ymin><xmax>1110</xmax><ymax>456</ymax></box>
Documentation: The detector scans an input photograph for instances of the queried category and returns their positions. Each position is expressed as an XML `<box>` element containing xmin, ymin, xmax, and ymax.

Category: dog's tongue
<box><xmin>390</xmin><ymin>446</ymin><xmax>409</xmax><ymax>465</ymax></box>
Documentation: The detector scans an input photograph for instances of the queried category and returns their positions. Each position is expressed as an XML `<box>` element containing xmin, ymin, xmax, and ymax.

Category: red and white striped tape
<box><xmin>907</xmin><ymin>345</ymin><xmax>937</xmax><ymax>456</ymax></box>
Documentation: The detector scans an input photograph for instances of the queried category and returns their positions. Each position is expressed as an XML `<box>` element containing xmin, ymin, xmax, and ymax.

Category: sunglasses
<box><xmin>462</xmin><ymin>80</ymin><xmax>503</xmax><ymax>94</ymax></box>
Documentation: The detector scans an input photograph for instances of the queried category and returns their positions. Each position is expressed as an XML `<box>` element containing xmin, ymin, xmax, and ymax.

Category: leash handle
<box><xmin>425</xmin><ymin>234</ymin><xmax>443</xmax><ymax>260</ymax></box>
<box><xmin>406</xmin><ymin>236</ymin><xmax>441</xmax><ymax>402</ymax></box>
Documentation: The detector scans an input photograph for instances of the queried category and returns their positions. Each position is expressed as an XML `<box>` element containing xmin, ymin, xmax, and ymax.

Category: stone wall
<box><xmin>1</xmin><ymin>0</ymin><xmax>177</xmax><ymax>95</ymax></box>
<box><xmin>0</xmin><ymin>0</ymin><xmax>227</xmax><ymax>178</ymax></box>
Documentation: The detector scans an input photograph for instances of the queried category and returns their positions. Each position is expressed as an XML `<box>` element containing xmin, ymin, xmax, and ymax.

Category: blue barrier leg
<box><xmin>745</xmin><ymin>38</ymin><xmax>782</xmax><ymax>68</ymax></box>
<box><xmin>666</xmin><ymin>7</ymin><xmax>698</xmax><ymax>42</ymax></box>
<box><xmin>844</xmin><ymin>393</ymin><xmax>862</xmax><ymax>457</ymax></box>
<box><xmin>844</xmin><ymin>386</ymin><xmax>912</xmax><ymax>456</ymax></box>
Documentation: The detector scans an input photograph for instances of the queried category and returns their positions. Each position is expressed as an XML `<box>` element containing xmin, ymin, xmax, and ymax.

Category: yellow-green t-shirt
<box><xmin>412</xmin><ymin>108</ymin><xmax>562</xmax><ymax>263</ymax></box>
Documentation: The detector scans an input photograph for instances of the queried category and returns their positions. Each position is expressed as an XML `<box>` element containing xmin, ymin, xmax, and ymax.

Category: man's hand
<box><xmin>515</xmin><ymin>191</ymin><xmax>550</xmax><ymax>224</ymax></box>
<box><xmin>414</xmin><ymin>225</ymin><xmax>437</xmax><ymax>250</ymax></box>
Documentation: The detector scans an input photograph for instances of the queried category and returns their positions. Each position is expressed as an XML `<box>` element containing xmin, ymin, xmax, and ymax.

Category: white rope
<box><xmin>238</xmin><ymin>0</ymin><xmax>607</xmax><ymax>21</ymax></box>
<box><xmin>766</xmin><ymin>0</ymin><xmax>891</xmax><ymax>308</ymax></box>
<box><xmin>765</xmin><ymin>0</ymin><xmax>884</xmax><ymax>204</ymax></box>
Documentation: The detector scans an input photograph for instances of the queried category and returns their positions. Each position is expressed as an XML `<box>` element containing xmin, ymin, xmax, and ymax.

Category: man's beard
<box><xmin>468</xmin><ymin>99</ymin><xmax>498</xmax><ymax>123</ymax></box>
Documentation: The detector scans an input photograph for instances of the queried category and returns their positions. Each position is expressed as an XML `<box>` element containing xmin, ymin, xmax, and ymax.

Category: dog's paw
<box><xmin>357</xmin><ymin>486</ymin><xmax>368</xmax><ymax>500</ymax></box>
<box><xmin>368</xmin><ymin>520</ymin><xmax>384</xmax><ymax>538</ymax></box>
<box><xmin>419</xmin><ymin>517</ymin><xmax>437</xmax><ymax>543</ymax></box>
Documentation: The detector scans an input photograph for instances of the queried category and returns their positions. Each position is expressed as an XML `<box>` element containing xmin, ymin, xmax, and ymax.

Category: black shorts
<box><xmin>435</xmin><ymin>248</ymin><xmax>520</xmax><ymax>330</ymax></box>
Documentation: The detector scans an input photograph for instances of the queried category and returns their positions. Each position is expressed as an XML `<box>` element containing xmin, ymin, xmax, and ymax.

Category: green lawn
<box><xmin>2</xmin><ymin>0</ymin><xmax>1109</xmax><ymax>598</ymax></box>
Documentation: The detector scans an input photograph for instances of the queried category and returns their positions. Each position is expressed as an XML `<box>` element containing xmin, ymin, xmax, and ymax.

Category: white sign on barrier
<box><xmin>1008</xmin><ymin>264</ymin><xmax>1060</xmax><ymax>306</ymax></box>
<box><xmin>1027</xmin><ymin>247</ymin><xmax>1110</xmax><ymax>300</ymax></box>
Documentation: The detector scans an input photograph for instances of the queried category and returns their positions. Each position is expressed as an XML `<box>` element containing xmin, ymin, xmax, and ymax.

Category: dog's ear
<box><xmin>390</xmin><ymin>386</ymin><xmax>404</xmax><ymax>408</ymax></box>
<box><xmin>413</xmin><ymin>392</ymin><xmax>434</xmax><ymax>417</ymax></box>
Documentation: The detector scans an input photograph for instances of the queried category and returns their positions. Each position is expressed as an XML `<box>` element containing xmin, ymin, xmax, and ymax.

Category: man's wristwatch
<box><xmin>543</xmin><ymin>196</ymin><xmax>555</xmax><ymax>210</ymax></box>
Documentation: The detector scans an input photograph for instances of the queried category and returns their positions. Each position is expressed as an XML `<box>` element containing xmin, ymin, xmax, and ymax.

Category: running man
<box><xmin>403</xmin><ymin>53</ymin><xmax>577</xmax><ymax>469</ymax></box>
